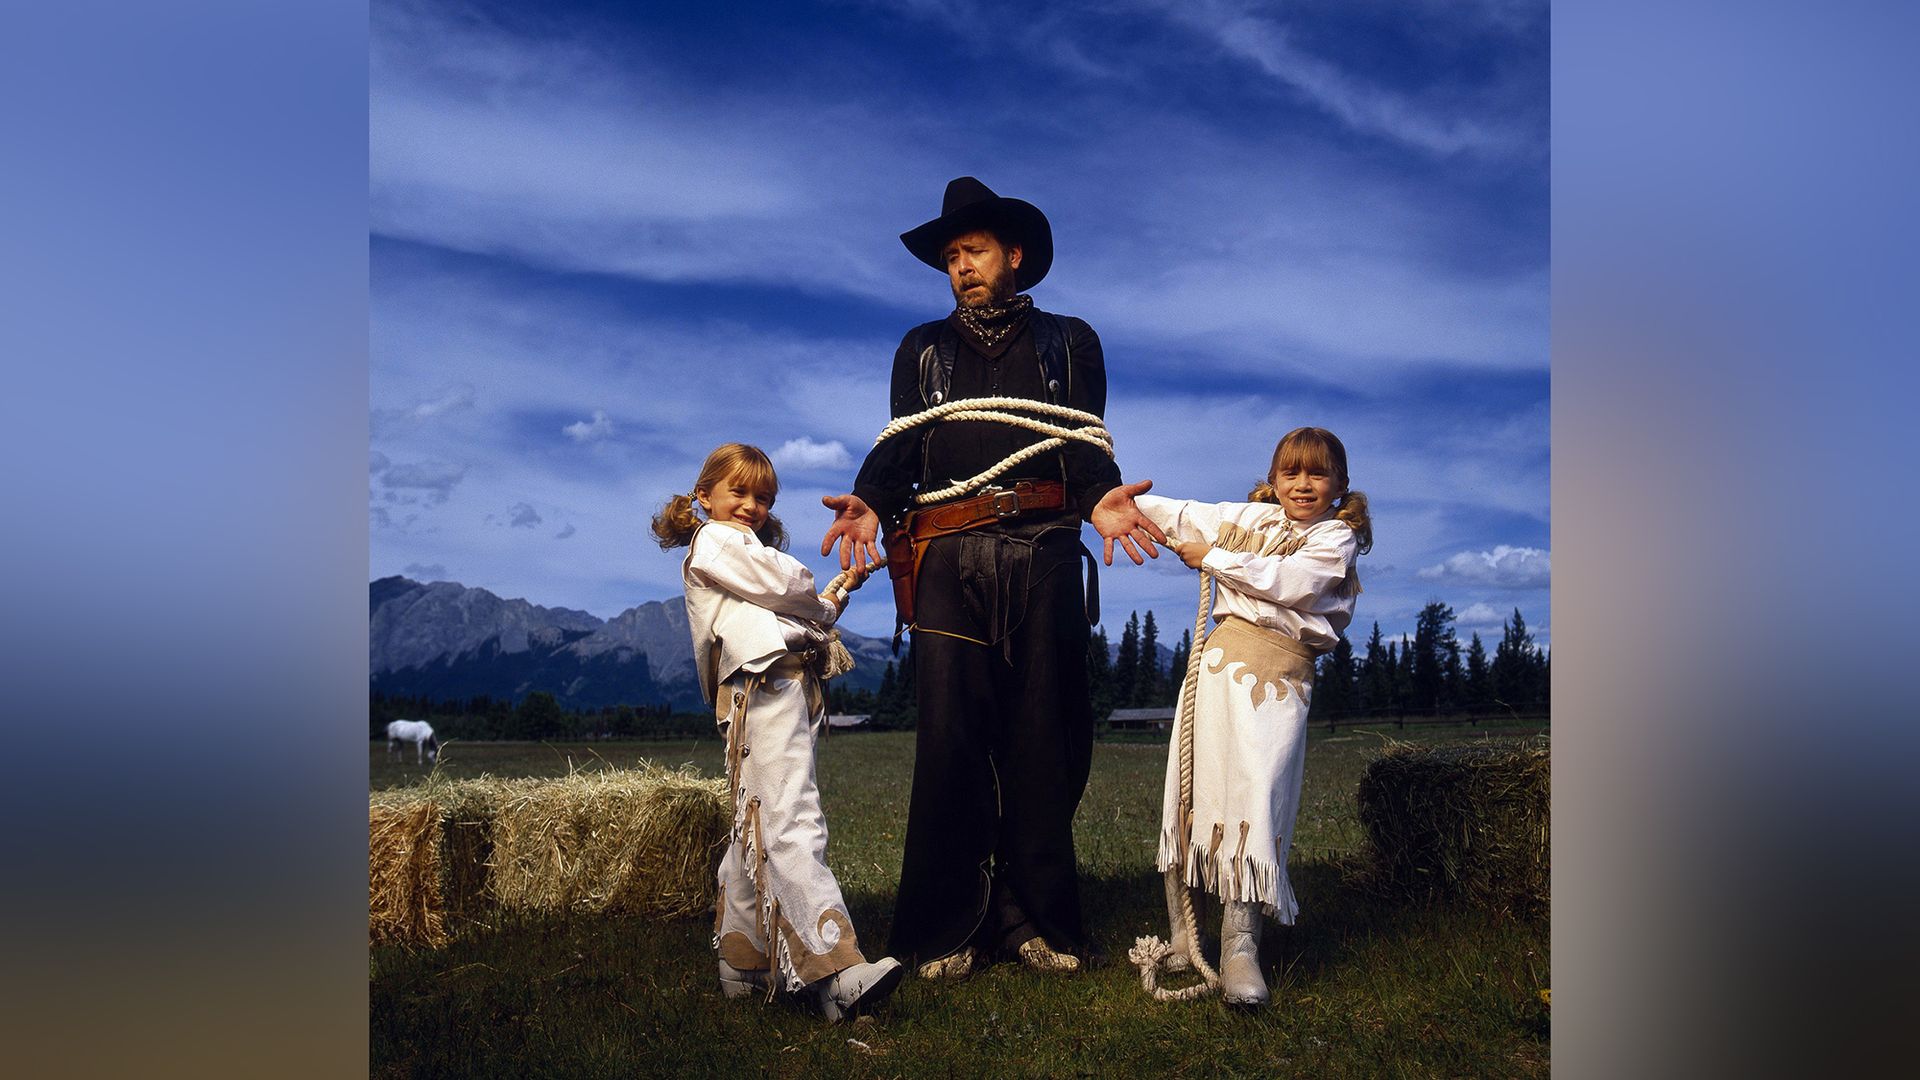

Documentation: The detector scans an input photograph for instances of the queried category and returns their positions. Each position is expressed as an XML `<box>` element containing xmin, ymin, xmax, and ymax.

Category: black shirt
<box><xmin>852</xmin><ymin>312</ymin><xmax>1123</xmax><ymax>525</ymax></box>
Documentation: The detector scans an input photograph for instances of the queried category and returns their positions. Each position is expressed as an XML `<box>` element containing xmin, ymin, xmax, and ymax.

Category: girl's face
<box><xmin>697</xmin><ymin>471</ymin><xmax>774</xmax><ymax>533</ymax></box>
<box><xmin>1272</xmin><ymin>462</ymin><xmax>1341</xmax><ymax>523</ymax></box>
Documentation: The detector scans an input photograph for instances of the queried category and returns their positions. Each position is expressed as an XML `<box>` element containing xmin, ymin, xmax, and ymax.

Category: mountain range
<box><xmin>369</xmin><ymin>576</ymin><xmax>898</xmax><ymax>712</ymax></box>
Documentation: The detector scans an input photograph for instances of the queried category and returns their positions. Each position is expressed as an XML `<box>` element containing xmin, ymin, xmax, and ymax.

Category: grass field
<box><xmin>371</xmin><ymin>726</ymin><xmax>1549</xmax><ymax>1078</ymax></box>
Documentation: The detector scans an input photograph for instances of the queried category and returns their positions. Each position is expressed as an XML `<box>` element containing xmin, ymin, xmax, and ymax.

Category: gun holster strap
<box><xmin>883</xmin><ymin>480</ymin><xmax>1069</xmax><ymax>635</ymax></box>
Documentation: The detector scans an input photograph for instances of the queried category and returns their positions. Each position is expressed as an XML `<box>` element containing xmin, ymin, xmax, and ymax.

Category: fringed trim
<box><xmin>1157</xmin><ymin>828</ymin><xmax>1299</xmax><ymax>924</ymax></box>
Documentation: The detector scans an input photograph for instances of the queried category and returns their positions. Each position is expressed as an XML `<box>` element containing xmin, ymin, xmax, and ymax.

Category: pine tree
<box><xmin>1465</xmin><ymin>632</ymin><xmax>1490</xmax><ymax>706</ymax></box>
<box><xmin>1443</xmin><ymin>635</ymin><xmax>1465</xmax><ymax>709</ymax></box>
<box><xmin>1361</xmin><ymin>622</ymin><xmax>1390</xmax><ymax>714</ymax></box>
<box><xmin>1137</xmin><ymin>610</ymin><xmax>1162</xmax><ymax>707</ymax></box>
<box><xmin>1395</xmin><ymin>635</ymin><xmax>1415</xmax><ymax>712</ymax></box>
<box><xmin>1115</xmin><ymin>611</ymin><xmax>1141</xmax><ymax>709</ymax></box>
<box><xmin>1087</xmin><ymin>627</ymin><xmax>1115</xmax><ymax>722</ymax></box>
<box><xmin>1412</xmin><ymin>601</ymin><xmax>1456</xmax><ymax>713</ymax></box>
<box><xmin>1165</xmin><ymin>628</ymin><xmax>1191</xmax><ymax>707</ymax></box>
<box><xmin>1312</xmin><ymin>632</ymin><xmax>1356</xmax><ymax>719</ymax></box>
<box><xmin>1493</xmin><ymin>609</ymin><xmax>1538</xmax><ymax>707</ymax></box>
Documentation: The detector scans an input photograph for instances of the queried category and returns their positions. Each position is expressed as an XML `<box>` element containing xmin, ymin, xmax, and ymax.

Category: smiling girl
<box><xmin>650</xmin><ymin>443</ymin><xmax>903</xmax><ymax>1021</ymax></box>
<box><xmin>1134</xmin><ymin>426</ymin><xmax>1371</xmax><ymax>1007</ymax></box>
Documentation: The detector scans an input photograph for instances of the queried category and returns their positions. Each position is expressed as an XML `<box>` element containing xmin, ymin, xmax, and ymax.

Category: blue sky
<box><xmin>370</xmin><ymin>0</ymin><xmax>1550</xmax><ymax>651</ymax></box>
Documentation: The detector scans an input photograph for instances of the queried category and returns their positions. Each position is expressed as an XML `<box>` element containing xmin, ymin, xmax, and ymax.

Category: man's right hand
<box><xmin>820</xmin><ymin>493</ymin><xmax>881</xmax><ymax>571</ymax></box>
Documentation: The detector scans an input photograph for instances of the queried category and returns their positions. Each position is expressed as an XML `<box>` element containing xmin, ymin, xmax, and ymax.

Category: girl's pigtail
<box><xmin>650</xmin><ymin>493</ymin><xmax>702</xmax><ymax>550</ymax></box>
<box><xmin>1333</xmin><ymin>489</ymin><xmax>1373</xmax><ymax>555</ymax></box>
<box><xmin>758</xmin><ymin>513</ymin><xmax>789</xmax><ymax>552</ymax></box>
<box><xmin>1247</xmin><ymin>480</ymin><xmax>1280</xmax><ymax>504</ymax></box>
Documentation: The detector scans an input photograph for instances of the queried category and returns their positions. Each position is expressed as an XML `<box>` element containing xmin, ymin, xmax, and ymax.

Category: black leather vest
<box><xmin>912</xmin><ymin>312</ymin><xmax>1073</xmax><ymax>409</ymax></box>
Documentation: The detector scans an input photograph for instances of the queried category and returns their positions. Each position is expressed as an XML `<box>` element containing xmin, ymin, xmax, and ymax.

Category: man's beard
<box><xmin>952</xmin><ymin>264</ymin><xmax>1016</xmax><ymax>308</ymax></box>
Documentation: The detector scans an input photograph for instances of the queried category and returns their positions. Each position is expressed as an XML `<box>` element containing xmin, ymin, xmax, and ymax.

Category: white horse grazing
<box><xmin>385</xmin><ymin>719</ymin><xmax>440</xmax><ymax>764</ymax></box>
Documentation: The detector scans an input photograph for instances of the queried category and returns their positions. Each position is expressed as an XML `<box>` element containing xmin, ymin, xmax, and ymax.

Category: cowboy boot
<box><xmin>812</xmin><ymin>957</ymin><xmax>905</xmax><ymax>1022</ymax></box>
<box><xmin>1162</xmin><ymin>874</ymin><xmax>1195</xmax><ymax>972</ymax></box>
<box><xmin>1219</xmin><ymin>901</ymin><xmax>1269</xmax><ymax>1007</ymax></box>
<box><xmin>916</xmin><ymin>945</ymin><xmax>978</xmax><ymax>981</ymax></box>
<box><xmin>1016</xmin><ymin>936</ymin><xmax>1081</xmax><ymax>974</ymax></box>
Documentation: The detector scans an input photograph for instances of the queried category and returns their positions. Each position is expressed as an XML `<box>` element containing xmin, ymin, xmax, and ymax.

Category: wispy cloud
<box><xmin>403</xmin><ymin>562</ymin><xmax>448</xmax><ymax>579</ymax></box>
<box><xmin>379</xmin><ymin>459</ymin><xmax>468</xmax><ymax>504</ymax></box>
<box><xmin>555</xmin><ymin>523</ymin><xmax>576</xmax><ymax>540</ymax></box>
<box><xmin>772</xmin><ymin>437</ymin><xmax>853</xmax><ymax>472</ymax></box>
<box><xmin>1153</xmin><ymin>0</ymin><xmax>1526</xmax><ymax>157</ymax></box>
<box><xmin>508</xmin><ymin>502</ymin><xmax>543</xmax><ymax>528</ymax></box>
<box><xmin>1419</xmin><ymin>545</ymin><xmax>1550</xmax><ymax>589</ymax></box>
<box><xmin>563</xmin><ymin>409</ymin><xmax>614</xmax><ymax>442</ymax></box>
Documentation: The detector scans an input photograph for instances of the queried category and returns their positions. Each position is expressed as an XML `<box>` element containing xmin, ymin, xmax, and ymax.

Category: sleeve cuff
<box><xmin>1200</xmin><ymin>546</ymin><xmax>1238</xmax><ymax>574</ymax></box>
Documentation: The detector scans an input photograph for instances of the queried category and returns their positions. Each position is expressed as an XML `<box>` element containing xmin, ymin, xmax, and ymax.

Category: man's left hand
<box><xmin>1090</xmin><ymin>480</ymin><xmax>1169</xmax><ymax>566</ymax></box>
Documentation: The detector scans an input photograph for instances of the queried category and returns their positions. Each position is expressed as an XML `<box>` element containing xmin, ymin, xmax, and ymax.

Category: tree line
<box><xmin>1083</xmin><ymin>603</ymin><xmax>1549</xmax><ymax>722</ymax></box>
<box><xmin>370</xmin><ymin>691</ymin><xmax>710</xmax><ymax>741</ymax></box>
<box><xmin>373</xmin><ymin>602</ymin><xmax>1547</xmax><ymax>739</ymax></box>
<box><xmin>1308</xmin><ymin>603</ymin><xmax>1549</xmax><ymax>721</ymax></box>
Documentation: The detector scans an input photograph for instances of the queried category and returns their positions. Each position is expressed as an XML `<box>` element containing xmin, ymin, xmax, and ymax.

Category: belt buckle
<box><xmin>987</xmin><ymin>486</ymin><xmax>1022</xmax><ymax>517</ymax></box>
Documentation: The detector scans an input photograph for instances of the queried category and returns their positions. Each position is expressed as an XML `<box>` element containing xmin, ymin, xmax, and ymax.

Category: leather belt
<box><xmin>911</xmin><ymin>480</ymin><xmax>1067</xmax><ymax>540</ymax></box>
<box><xmin>883</xmin><ymin>480</ymin><xmax>1068</xmax><ymax>641</ymax></box>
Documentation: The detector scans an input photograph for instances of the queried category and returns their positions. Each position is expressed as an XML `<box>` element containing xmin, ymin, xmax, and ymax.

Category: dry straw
<box><xmin>368</xmin><ymin>764</ymin><xmax>729</xmax><ymax>948</ymax></box>
<box><xmin>1354</xmin><ymin>740</ymin><xmax>1549</xmax><ymax>919</ymax></box>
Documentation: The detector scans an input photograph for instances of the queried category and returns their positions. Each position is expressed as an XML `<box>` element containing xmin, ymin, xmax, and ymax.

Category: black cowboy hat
<box><xmin>900</xmin><ymin>176</ymin><xmax>1054</xmax><ymax>291</ymax></box>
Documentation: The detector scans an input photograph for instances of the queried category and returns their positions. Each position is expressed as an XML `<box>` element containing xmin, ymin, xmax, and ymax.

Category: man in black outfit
<box><xmin>820</xmin><ymin>177</ymin><xmax>1165</xmax><ymax>979</ymax></box>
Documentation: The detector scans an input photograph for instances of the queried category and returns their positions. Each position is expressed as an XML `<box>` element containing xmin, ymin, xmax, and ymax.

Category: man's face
<box><xmin>943</xmin><ymin>230</ymin><xmax>1023</xmax><ymax>309</ymax></box>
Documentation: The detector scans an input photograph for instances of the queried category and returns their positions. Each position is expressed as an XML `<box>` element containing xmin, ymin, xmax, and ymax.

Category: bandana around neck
<box><xmin>951</xmin><ymin>293</ymin><xmax>1034</xmax><ymax>351</ymax></box>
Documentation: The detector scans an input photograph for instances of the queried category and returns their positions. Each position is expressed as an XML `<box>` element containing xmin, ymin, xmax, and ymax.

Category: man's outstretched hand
<box><xmin>1090</xmin><ymin>479</ymin><xmax>1169</xmax><ymax>566</ymax></box>
<box><xmin>820</xmin><ymin>493</ymin><xmax>881</xmax><ymax>570</ymax></box>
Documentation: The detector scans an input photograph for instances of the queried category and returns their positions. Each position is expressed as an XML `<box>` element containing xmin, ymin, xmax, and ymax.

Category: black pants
<box><xmin>885</xmin><ymin>521</ymin><xmax>1095</xmax><ymax>966</ymax></box>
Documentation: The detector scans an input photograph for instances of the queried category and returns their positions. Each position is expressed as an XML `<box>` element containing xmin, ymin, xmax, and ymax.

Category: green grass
<box><xmin>371</xmin><ymin>726</ymin><xmax>1549</xmax><ymax>1078</ymax></box>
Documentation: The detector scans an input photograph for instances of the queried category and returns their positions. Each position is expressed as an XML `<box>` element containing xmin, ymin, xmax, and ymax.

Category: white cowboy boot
<box><xmin>1219</xmin><ymin>901</ymin><xmax>1269</xmax><ymax>1007</ymax></box>
<box><xmin>813</xmin><ymin>957</ymin><xmax>905</xmax><ymax>1022</ymax></box>
<box><xmin>1162</xmin><ymin>874</ymin><xmax>1195</xmax><ymax>972</ymax></box>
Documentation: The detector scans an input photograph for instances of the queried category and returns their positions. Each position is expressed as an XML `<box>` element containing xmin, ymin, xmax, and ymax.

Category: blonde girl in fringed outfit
<box><xmin>651</xmin><ymin>443</ymin><xmax>903</xmax><ymax>1021</ymax></box>
<box><xmin>1134</xmin><ymin>426</ymin><xmax>1370</xmax><ymax>1007</ymax></box>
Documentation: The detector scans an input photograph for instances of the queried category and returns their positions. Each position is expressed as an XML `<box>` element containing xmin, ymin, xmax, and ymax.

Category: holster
<box><xmin>884</xmin><ymin>525</ymin><xmax>923</xmax><ymax>632</ymax></box>
<box><xmin>882</xmin><ymin>479</ymin><xmax>1068</xmax><ymax>650</ymax></box>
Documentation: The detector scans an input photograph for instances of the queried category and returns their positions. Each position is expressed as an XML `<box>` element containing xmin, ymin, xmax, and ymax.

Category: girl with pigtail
<box><xmin>651</xmin><ymin>443</ymin><xmax>903</xmax><ymax>1021</ymax></box>
<box><xmin>1132</xmin><ymin>426</ymin><xmax>1370</xmax><ymax>1007</ymax></box>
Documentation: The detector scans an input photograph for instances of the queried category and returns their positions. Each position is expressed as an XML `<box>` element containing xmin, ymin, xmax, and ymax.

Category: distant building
<box><xmin>826</xmin><ymin>714</ymin><xmax>870</xmax><ymax>729</ymax></box>
<box><xmin>1106</xmin><ymin>707</ymin><xmax>1176</xmax><ymax>733</ymax></box>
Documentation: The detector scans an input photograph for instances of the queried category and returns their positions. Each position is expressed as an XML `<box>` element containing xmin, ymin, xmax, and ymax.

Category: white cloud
<box><xmin>1418</xmin><ymin>545</ymin><xmax>1549</xmax><ymax>589</ymax></box>
<box><xmin>1456</xmin><ymin>602</ymin><xmax>1504</xmax><ymax>626</ymax></box>
<box><xmin>403</xmin><ymin>562</ymin><xmax>448</xmax><ymax>580</ymax></box>
<box><xmin>372</xmin><ymin>386</ymin><xmax>476</xmax><ymax>436</ymax></box>
<box><xmin>555</xmin><ymin>523</ymin><xmax>576</xmax><ymax>539</ymax></box>
<box><xmin>380</xmin><ymin>460</ymin><xmax>468</xmax><ymax>504</ymax></box>
<box><xmin>370</xmin><ymin>450</ymin><xmax>390</xmax><ymax>475</ymax></box>
<box><xmin>508</xmin><ymin>502</ymin><xmax>543</xmax><ymax>528</ymax></box>
<box><xmin>771</xmin><ymin>437</ymin><xmax>853</xmax><ymax>472</ymax></box>
<box><xmin>563</xmin><ymin>409</ymin><xmax>614</xmax><ymax>442</ymax></box>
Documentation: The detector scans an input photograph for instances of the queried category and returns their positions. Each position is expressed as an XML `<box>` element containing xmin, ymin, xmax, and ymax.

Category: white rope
<box><xmin>1133</xmin><ymin>567</ymin><xmax>1223</xmax><ymax>1002</ymax></box>
<box><xmin>871</xmin><ymin>396</ymin><xmax>1114</xmax><ymax>505</ymax></box>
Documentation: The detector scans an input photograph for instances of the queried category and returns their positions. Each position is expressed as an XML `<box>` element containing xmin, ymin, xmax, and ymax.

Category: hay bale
<box><xmin>488</xmin><ymin>765</ymin><xmax>730</xmax><ymax>919</ymax></box>
<box><xmin>369</xmin><ymin>765</ymin><xmax>727</xmax><ymax>947</ymax></box>
<box><xmin>368</xmin><ymin>798</ymin><xmax>447</xmax><ymax>947</ymax></box>
<box><xmin>1355</xmin><ymin>741</ymin><xmax>1549</xmax><ymax>918</ymax></box>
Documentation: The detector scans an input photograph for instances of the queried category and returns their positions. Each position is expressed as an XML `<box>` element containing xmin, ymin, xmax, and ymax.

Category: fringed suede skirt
<box><xmin>712</xmin><ymin>656</ymin><xmax>866</xmax><ymax>990</ymax></box>
<box><xmin>1157</xmin><ymin>615</ymin><xmax>1318</xmax><ymax>923</ymax></box>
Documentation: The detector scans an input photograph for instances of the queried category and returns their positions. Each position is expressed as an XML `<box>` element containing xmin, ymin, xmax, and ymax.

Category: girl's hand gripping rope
<box><xmin>820</xmin><ymin>557</ymin><xmax>888</xmax><ymax>614</ymax></box>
